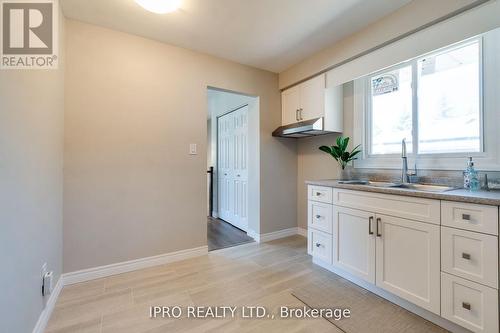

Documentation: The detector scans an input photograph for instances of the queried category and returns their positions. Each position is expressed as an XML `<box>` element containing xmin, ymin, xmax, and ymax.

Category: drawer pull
<box><xmin>368</xmin><ymin>216</ymin><xmax>374</xmax><ymax>235</ymax></box>
<box><xmin>376</xmin><ymin>218</ymin><xmax>382</xmax><ymax>237</ymax></box>
<box><xmin>462</xmin><ymin>253</ymin><xmax>471</xmax><ymax>260</ymax></box>
<box><xmin>462</xmin><ymin>214</ymin><xmax>471</xmax><ymax>221</ymax></box>
<box><xmin>316</xmin><ymin>192</ymin><xmax>322</xmax><ymax>196</ymax></box>
<box><xmin>315</xmin><ymin>243</ymin><xmax>322</xmax><ymax>248</ymax></box>
<box><xmin>315</xmin><ymin>215</ymin><xmax>322</xmax><ymax>219</ymax></box>
<box><xmin>462</xmin><ymin>302</ymin><xmax>471</xmax><ymax>310</ymax></box>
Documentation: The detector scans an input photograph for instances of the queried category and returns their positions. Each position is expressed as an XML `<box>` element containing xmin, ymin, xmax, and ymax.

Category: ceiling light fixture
<box><xmin>135</xmin><ymin>0</ymin><xmax>182</xmax><ymax>14</ymax></box>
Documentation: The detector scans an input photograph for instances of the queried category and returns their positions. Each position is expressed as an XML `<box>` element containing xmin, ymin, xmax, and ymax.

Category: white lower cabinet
<box><xmin>441</xmin><ymin>226</ymin><xmax>498</xmax><ymax>288</ymax></box>
<box><xmin>441</xmin><ymin>272</ymin><xmax>499</xmax><ymax>333</ymax></box>
<box><xmin>332</xmin><ymin>206</ymin><xmax>375</xmax><ymax>284</ymax></box>
<box><xmin>375</xmin><ymin>214</ymin><xmax>440</xmax><ymax>314</ymax></box>
<box><xmin>308</xmin><ymin>228</ymin><xmax>332</xmax><ymax>264</ymax></box>
<box><xmin>307</xmin><ymin>186</ymin><xmax>500</xmax><ymax>333</ymax></box>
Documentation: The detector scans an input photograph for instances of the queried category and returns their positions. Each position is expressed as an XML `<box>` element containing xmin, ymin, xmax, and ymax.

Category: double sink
<box><xmin>338</xmin><ymin>180</ymin><xmax>456</xmax><ymax>193</ymax></box>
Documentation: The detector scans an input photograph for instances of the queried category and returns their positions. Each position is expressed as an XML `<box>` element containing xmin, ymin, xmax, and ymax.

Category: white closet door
<box><xmin>217</xmin><ymin>106</ymin><xmax>248</xmax><ymax>231</ymax></box>
<box><xmin>231</xmin><ymin>106</ymin><xmax>248</xmax><ymax>231</ymax></box>
<box><xmin>217</xmin><ymin>113</ymin><xmax>233</xmax><ymax>223</ymax></box>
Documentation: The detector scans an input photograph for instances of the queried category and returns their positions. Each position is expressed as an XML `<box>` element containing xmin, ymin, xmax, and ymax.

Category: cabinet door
<box><xmin>299</xmin><ymin>74</ymin><xmax>325</xmax><ymax>121</ymax></box>
<box><xmin>375</xmin><ymin>214</ymin><xmax>440</xmax><ymax>315</ymax></box>
<box><xmin>281</xmin><ymin>86</ymin><xmax>300</xmax><ymax>125</ymax></box>
<box><xmin>332</xmin><ymin>206</ymin><xmax>376</xmax><ymax>284</ymax></box>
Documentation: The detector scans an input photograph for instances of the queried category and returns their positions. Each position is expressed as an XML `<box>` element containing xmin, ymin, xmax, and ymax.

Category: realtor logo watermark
<box><xmin>1</xmin><ymin>0</ymin><xmax>58</xmax><ymax>69</ymax></box>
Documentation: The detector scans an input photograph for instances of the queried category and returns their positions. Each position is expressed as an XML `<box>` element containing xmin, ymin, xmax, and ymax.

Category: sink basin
<box><xmin>337</xmin><ymin>180</ymin><xmax>399</xmax><ymax>187</ymax></box>
<box><xmin>394</xmin><ymin>183</ymin><xmax>455</xmax><ymax>192</ymax></box>
<box><xmin>338</xmin><ymin>180</ymin><xmax>455</xmax><ymax>192</ymax></box>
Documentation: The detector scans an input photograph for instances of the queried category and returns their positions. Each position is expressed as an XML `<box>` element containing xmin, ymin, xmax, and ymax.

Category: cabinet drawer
<box><xmin>333</xmin><ymin>189</ymin><xmax>440</xmax><ymax>224</ymax></box>
<box><xmin>308</xmin><ymin>228</ymin><xmax>332</xmax><ymax>264</ymax></box>
<box><xmin>308</xmin><ymin>201</ymin><xmax>333</xmax><ymax>233</ymax></box>
<box><xmin>308</xmin><ymin>185</ymin><xmax>333</xmax><ymax>204</ymax></box>
<box><xmin>442</xmin><ymin>201</ymin><xmax>498</xmax><ymax>236</ymax></box>
<box><xmin>441</xmin><ymin>227</ymin><xmax>498</xmax><ymax>288</ymax></box>
<box><xmin>441</xmin><ymin>272</ymin><xmax>498</xmax><ymax>333</ymax></box>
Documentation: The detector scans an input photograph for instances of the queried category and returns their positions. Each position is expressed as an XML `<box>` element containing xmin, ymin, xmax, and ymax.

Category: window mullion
<box><xmin>411</xmin><ymin>60</ymin><xmax>419</xmax><ymax>158</ymax></box>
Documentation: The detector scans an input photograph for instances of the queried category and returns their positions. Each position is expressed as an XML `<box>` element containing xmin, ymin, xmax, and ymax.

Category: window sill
<box><xmin>354</xmin><ymin>154</ymin><xmax>500</xmax><ymax>171</ymax></box>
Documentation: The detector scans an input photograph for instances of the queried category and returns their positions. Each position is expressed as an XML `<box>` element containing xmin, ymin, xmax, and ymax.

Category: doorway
<box><xmin>206</xmin><ymin>88</ymin><xmax>258</xmax><ymax>251</ymax></box>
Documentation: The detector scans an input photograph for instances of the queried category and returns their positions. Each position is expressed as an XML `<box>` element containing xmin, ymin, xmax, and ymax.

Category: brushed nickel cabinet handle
<box><xmin>299</xmin><ymin>108</ymin><xmax>304</xmax><ymax>120</ymax></box>
<box><xmin>462</xmin><ymin>214</ymin><xmax>471</xmax><ymax>221</ymax></box>
<box><xmin>376</xmin><ymin>218</ymin><xmax>382</xmax><ymax>237</ymax></box>
<box><xmin>368</xmin><ymin>216</ymin><xmax>374</xmax><ymax>235</ymax></box>
<box><xmin>295</xmin><ymin>109</ymin><xmax>299</xmax><ymax>121</ymax></box>
<box><xmin>462</xmin><ymin>253</ymin><xmax>471</xmax><ymax>260</ymax></box>
<box><xmin>462</xmin><ymin>302</ymin><xmax>471</xmax><ymax>310</ymax></box>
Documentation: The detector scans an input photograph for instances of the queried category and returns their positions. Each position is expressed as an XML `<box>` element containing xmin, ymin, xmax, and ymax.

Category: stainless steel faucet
<box><xmin>401</xmin><ymin>138</ymin><xmax>416</xmax><ymax>184</ymax></box>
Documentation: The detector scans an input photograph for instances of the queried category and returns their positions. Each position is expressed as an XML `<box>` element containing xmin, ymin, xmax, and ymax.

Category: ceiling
<box><xmin>61</xmin><ymin>0</ymin><xmax>412</xmax><ymax>73</ymax></box>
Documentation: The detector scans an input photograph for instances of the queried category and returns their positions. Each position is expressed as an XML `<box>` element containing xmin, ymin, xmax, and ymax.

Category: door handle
<box><xmin>376</xmin><ymin>218</ymin><xmax>382</xmax><ymax>237</ymax></box>
<box><xmin>368</xmin><ymin>216</ymin><xmax>374</xmax><ymax>235</ymax></box>
<box><xmin>299</xmin><ymin>108</ymin><xmax>304</xmax><ymax>120</ymax></box>
<box><xmin>295</xmin><ymin>109</ymin><xmax>299</xmax><ymax>121</ymax></box>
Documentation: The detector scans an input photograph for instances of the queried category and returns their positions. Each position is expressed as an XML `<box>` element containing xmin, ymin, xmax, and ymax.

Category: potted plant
<box><xmin>319</xmin><ymin>136</ymin><xmax>361</xmax><ymax>180</ymax></box>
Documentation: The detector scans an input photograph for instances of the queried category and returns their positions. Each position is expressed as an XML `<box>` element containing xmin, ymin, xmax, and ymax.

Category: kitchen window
<box><xmin>351</xmin><ymin>36</ymin><xmax>500</xmax><ymax>171</ymax></box>
<box><xmin>368</xmin><ymin>39</ymin><xmax>482</xmax><ymax>156</ymax></box>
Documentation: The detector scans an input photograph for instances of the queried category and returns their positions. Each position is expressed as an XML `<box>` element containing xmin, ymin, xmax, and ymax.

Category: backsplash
<box><xmin>348</xmin><ymin>168</ymin><xmax>500</xmax><ymax>189</ymax></box>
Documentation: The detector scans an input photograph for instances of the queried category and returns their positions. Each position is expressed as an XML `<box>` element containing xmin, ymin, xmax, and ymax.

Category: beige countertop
<box><xmin>306</xmin><ymin>179</ymin><xmax>500</xmax><ymax>206</ymax></box>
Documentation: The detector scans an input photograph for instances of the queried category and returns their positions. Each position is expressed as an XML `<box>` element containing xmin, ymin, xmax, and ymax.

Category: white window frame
<box><xmin>353</xmin><ymin>36</ymin><xmax>500</xmax><ymax>171</ymax></box>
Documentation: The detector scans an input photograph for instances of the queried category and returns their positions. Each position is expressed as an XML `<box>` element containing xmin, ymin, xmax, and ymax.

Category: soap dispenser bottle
<box><xmin>464</xmin><ymin>157</ymin><xmax>480</xmax><ymax>191</ymax></box>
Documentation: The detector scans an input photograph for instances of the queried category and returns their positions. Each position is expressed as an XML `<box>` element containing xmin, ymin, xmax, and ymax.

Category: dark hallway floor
<box><xmin>207</xmin><ymin>217</ymin><xmax>254</xmax><ymax>251</ymax></box>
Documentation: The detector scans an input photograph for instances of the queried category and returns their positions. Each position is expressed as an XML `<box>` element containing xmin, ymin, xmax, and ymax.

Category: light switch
<box><xmin>189</xmin><ymin>144</ymin><xmax>197</xmax><ymax>155</ymax></box>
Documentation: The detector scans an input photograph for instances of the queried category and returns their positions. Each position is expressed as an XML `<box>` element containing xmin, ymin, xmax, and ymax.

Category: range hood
<box><xmin>272</xmin><ymin>117</ymin><xmax>334</xmax><ymax>138</ymax></box>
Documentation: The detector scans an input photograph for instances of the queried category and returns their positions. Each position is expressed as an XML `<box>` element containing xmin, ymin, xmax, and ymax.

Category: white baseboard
<box><xmin>249</xmin><ymin>227</ymin><xmax>308</xmax><ymax>243</ymax></box>
<box><xmin>258</xmin><ymin>227</ymin><xmax>303</xmax><ymax>242</ymax></box>
<box><xmin>63</xmin><ymin>245</ymin><xmax>208</xmax><ymax>285</ymax></box>
<box><xmin>32</xmin><ymin>276</ymin><xmax>64</xmax><ymax>333</ymax></box>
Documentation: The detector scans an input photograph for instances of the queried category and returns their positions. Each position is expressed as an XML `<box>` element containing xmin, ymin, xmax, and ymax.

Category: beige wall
<box><xmin>0</xmin><ymin>9</ymin><xmax>65</xmax><ymax>333</ymax></box>
<box><xmin>64</xmin><ymin>20</ymin><xmax>296</xmax><ymax>272</ymax></box>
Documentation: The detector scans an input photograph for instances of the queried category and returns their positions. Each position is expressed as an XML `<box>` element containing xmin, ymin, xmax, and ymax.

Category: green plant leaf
<box><xmin>319</xmin><ymin>145</ymin><xmax>331</xmax><ymax>154</ymax></box>
<box><xmin>319</xmin><ymin>136</ymin><xmax>363</xmax><ymax>166</ymax></box>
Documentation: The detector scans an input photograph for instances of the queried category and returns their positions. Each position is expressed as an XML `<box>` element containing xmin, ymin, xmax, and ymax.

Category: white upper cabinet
<box><xmin>299</xmin><ymin>75</ymin><xmax>325</xmax><ymax>121</ymax></box>
<box><xmin>280</xmin><ymin>74</ymin><xmax>343</xmax><ymax>130</ymax></box>
<box><xmin>281</xmin><ymin>85</ymin><xmax>300</xmax><ymax>126</ymax></box>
